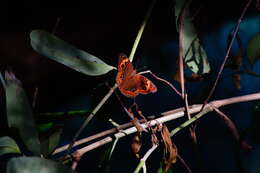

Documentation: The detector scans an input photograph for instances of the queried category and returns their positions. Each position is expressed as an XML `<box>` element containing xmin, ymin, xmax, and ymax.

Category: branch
<box><xmin>53</xmin><ymin>116</ymin><xmax>153</xmax><ymax>155</ymax></box>
<box><xmin>138</xmin><ymin>70</ymin><xmax>181</xmax><ymax>96</ymax></box>
<box><xmin>55</xmin><ymin>93</ymin><xmax>260</xmax><ymax>158</ymax></box>
<box><xmin>134</xmin><ymin>144</ymin><xmax>159</xmax><ymax>173</ymax></box>
<box><xmin>203</xmin><ymin>0</ymin><xmax>252</xmax><ymax>106</ymax></box>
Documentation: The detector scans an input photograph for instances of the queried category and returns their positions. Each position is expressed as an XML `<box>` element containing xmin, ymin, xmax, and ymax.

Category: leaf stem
<box><xmin>129</xmin><ymin>0</ymin><xmax>157</xmax><ymax>61</ymax></box>
<box><xmin>133</xmin><ymin>144</ymin><xmax>159</xmax><ymax>173</ymax></box>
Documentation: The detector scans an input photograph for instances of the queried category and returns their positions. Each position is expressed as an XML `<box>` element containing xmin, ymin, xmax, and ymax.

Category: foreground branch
<box><xmin>55</xmin><ymin>93</ymin><xmax>260</xmax><ymax>159</ymax></box>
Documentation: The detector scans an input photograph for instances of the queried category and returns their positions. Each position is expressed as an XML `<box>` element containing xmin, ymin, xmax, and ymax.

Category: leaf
<box><xmin>157</xmin><ymin>162</ymin><xmax>173</xmax><ymax>173</ymax></box>
<box><xmin>37</xmin><ymin>123</ymin><xmax>54</xmax><ymax>133</ymax></box>
<box><xmin>161</xmin><ymin>125</ymin><xmax>177</xmax><ymax>172</ymax></box>
<box><xmin>131</xmin><ymin>133</ymin><xmax>142</xmax><ymax>159</ymax></box>
<box><xmin>40</xmin><ymin>127</ymin><xmax>62</xmax><ymax>156</ymax></box>
<box><xmin>4</xmin><ymin>71</ymin><xmax>40</xmax><ymax>155</ymax></box>
<box><xmin>30</xmin><ymin>30</ymin><xmax>116</xmax><ymax>76</ymax></box>
<box><xmin>175</xmin><ymin>0</ymin><xmax>210</xmax><ymax>75</ymax></box>
<box><xmin>247</xmin><ymin>33</ymin><xmax>260</xmax><ymax>64</ymax></box>
<box><xmin>7</xmin><ymin>156</ymin><xmax>76</xmax><ymax>173</ymax></box>
<box><xmin>0</xmin><ymin>136</ymin><xmax>21</xmax><ymax>156</ymax></box>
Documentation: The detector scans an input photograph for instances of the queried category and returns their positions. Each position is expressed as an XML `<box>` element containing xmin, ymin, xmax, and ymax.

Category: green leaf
<box><xmin>5</xmin><ymin>71</ymin><xmax>40</xmax><ymax>155</ymax></box>
<box><xmin>30</xmin><ymin>30</ymin><xmax>116</xmax><ymax>76</ymax></box>
<box><xmin>157</xmin><ymin>162</ymin><xmax>173</xmax><ymax>173</ymax></box>
<box><xmin>37</xmin><ymin>123</ymin><xmax>54</xmax><ymax>133</ymax></box>
<box><xmin>7</xmin><ymin>156</ymin><xmax>76</xmax><ymax>173</ymax></box>
<box><xmin>40</xmin><ymin>128</ymin><xmax>62</xmax><ymax>156</ymax></box>
<box><xmin>247</xmin><ymin>33</ymin><xmax>260</xmax><ymax>64</ymax></box>
<box><xmin>0</xmin><ymin>136</ymin><xmax>21</xmax><ymax>156</ymax></box>
<box><xmin>175</xmin><ymin>0</ymin><xmax>210</xmax><ymax>74</ymax></box>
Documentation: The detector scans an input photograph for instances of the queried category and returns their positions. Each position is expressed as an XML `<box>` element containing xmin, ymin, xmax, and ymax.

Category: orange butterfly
<box><xmin>116</xmin><ymin>54</ymin><xmax>157</xmax><ymax>98</ymax></box>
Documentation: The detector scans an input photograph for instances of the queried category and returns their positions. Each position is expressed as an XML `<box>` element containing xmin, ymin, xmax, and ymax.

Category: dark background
<box><xmin>1</xmin><ymin>0</ymin><xmax>260</xmax><ymax>173</ymax></box>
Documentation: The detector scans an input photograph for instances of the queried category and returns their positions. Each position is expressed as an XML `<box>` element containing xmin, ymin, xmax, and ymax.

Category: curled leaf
<box><xmin>30</xmin><ymin>30</ymin><xmax>116</xmax><ymax>76</ymax></box>
<box><xmin>131</xmin><ymin>133</ymin><xmax>142</xmax><ymax>159</ymax></box>
<box><xmin>161</xmin><ymin>125</ymin><xmax>178</xmax><ymax>172</ymax></box>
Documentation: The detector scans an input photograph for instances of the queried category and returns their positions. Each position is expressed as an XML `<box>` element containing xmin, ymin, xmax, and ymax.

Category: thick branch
<box><xmin>55</xmin><ymin>93</ymin><xmax>260</xmax><ymax>158</ymax></box>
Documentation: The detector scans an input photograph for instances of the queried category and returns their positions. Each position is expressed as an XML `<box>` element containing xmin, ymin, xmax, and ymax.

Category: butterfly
<box><xmin>116</xmin><ymin>54</ymin><xmax>157</xmax><ymax>98</ymax></box>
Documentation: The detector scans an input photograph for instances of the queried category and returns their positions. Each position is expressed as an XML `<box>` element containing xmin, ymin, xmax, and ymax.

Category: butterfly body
<box><xmin>116</xmin><ymin>54</ymin><xmax>157</xmax><ymax>98</ymax></box>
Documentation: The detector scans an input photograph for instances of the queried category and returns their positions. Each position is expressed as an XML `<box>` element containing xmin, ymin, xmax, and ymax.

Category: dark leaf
<box><xmin>161</xmin><ymin>125</ymin><xmax>177</xmax><ymax>172</ymax></box>
<box><xmin>247</xmin><ymin>33</ymin><xmax>260</xmax><ymax>64</ymax></box>
<box><xmin>5</xmin><ymin>71</ymin><xmax>40</xmax><ymax>155</ymax></box>
<box><xmin>7</xmin><ymin>156</ymin><xmax>76</xmax><ymax>173</ymax></box>
<box><xmin>40</xmin><ymin>127</ymin><xmax>62</xmax><ymax>156</ymax></box>
<box><xmin>0</xmin><ymin>136</ymin><xmax>21</xmax><ymax>156</ymax></box>
<box><xmin>30</xmin><ymin>30</ymin><xmax>116</xmax><ymax>76</ymax></box>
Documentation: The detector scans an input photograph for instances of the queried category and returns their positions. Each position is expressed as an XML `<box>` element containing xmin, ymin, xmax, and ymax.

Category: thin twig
<box><xmin>134</xmin><ymin>144</ymin><xmax>159</xmax><ymax>173</ymax></box>
<box><xmin>177</xmin><ymin>155</ymin><xmax>193</xmax><ymax>173</ymax></box>
<box><xmin>55</xmin><ymin>93</ymin><xmax>260</xmax><ymax>158</ymax></box>
<box><xmin>212</xmin><ymin>107</ymin><xmax>240</xmax><ymax>141</ymax></box>
<box><xmin>129</xmin><ymin>0</ymin><xmax>157</xmax><ymax>61</ymax></box>
<box><xmin>202</xmin><ymin>0</ymin><xmax>252</xmax><ymax>108</ymax></box>
<box><xmin>66</xmin><ymin>0</ymin><xmax>157</xmax><ymax>153</ymax></box>
<box><xmin>138</xmin><ymin>70</ymin><xmax>182</xmax><ymax>96</ymax></box>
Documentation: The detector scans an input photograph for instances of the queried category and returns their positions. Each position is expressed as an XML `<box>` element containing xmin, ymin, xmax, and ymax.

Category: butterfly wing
<box><xmin>116</xmin><ymin>53</ymin><xmax>157</xmax><ymax>98</ymax></box>
<box><xmin>135</xmin><ymin>75</ymin><xmax>157</xmax><ymax>95</ymax></box>
<box><xmin>116</xmin><ymin>53</ymin><xmax>136</xmax><ymax>85</ymax></box>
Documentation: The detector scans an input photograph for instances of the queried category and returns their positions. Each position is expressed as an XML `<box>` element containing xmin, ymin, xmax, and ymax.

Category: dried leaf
<box><xmin>232</xmin><ymin>73</ymin><xmax>241</xmax><ymax>89</ymax></box>
<box><xmin>131</xmin><ymin>133</ymin><xmax>142</xmax><ymax>159</ymax></box>
<box><xmin>132</xmin><ymin>118</ymin><xmax>145</xmax><ymax>133</ymax></box>
<box><xmin>161</xmin><ymin>125</ymin><xmax>178</xmax><ymax>171</ymax></box>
